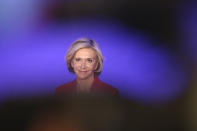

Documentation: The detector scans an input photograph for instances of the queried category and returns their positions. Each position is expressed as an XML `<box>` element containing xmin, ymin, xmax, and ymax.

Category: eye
<box><xmin>75</xmin><ymin>58</ymin><xmax>81</xmax><ymax>62</ymax></box>
<box><xmin>87</xmin><ymin>58</ymin><xmax>93</xmax><ymax>63</ymax></box>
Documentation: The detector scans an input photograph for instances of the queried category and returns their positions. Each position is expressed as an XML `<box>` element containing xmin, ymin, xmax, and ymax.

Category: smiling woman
<box><xmin>55</xmin><ymin>38</ymin><xmax>119</xmax><ymax>96</ymax></box>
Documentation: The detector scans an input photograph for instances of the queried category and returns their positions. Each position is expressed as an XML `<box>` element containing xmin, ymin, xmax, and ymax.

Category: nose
<box><xmin>80</xmin><ymin>60</ymin><xmax>87</xmax><ymax>69</ymax></box>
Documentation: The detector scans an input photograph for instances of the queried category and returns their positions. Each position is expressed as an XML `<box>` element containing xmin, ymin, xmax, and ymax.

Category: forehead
<box><xmin>74</xmin><ymin>48</ymin><xmax>96</xmax><ymax>58</ymax></box>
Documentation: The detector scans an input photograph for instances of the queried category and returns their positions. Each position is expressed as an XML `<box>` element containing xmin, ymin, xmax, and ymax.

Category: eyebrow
<box><xmin>74</xmin><ymin>57</ymin><xmax>96</xmax><ymax>59</ymax></box>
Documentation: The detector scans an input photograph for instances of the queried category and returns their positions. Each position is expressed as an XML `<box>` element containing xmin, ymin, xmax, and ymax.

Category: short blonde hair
<box><xmin>65</xmin><ymin>38</ymin><xmax>104</xmax><ymax>76</ymax></box>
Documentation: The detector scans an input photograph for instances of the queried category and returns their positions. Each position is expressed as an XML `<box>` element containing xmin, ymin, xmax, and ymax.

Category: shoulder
<box><xmin>55</xmin><ymin>81</ymin><xmax>74</xmax><ymax>95</ymax></box>
<box><xmin>95</xmin><ymin>78</ymin><xmax>119</xmax><ymax>96</ymax></box>
<box><xmin>56</xmin><ymin>81</ymin><xmax>73</xmax><ymax>90</ymax></box>
<box><xmin>99</xmin><ymin>81</ymin><xmax>118</xmax><ymax>91</ymax></box>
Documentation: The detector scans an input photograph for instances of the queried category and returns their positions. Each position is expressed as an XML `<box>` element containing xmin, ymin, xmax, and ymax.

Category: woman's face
<box><xmin>71</xmin><ymin>48</ymin><xmax>98</xmax><ymax>80</ymax></box>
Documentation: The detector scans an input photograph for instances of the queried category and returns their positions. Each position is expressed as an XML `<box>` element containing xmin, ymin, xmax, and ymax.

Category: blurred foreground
<box><xmin>0</xmin><ymin>94</ymin><xmax>191</xmax><ymax>131</ymax></box>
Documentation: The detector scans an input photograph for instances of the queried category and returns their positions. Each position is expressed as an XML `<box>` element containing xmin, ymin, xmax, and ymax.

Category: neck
<box><xmin>76</xmin><ymin>75</ymin><xmax>94</xmax><ymax>90</ymax></box>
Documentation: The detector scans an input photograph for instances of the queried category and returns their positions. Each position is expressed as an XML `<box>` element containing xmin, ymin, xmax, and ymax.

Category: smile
<box><xmin>79</xmin><ymin>71</ymin><xmax>88</xmax><ymax>73</ymax></box>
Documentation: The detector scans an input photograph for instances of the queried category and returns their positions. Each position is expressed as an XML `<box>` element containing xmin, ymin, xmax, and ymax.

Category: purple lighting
<box><xmin>0</xmin><ymin>16</ymin><xmax>189</xmax><ymax>104</ymax></box>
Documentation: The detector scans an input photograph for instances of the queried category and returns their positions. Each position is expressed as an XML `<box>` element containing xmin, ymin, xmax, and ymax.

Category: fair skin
<box><xmin>71</xmin><ymin>48</ymin><xmax>98</xmax><ymax>92</ymax></box>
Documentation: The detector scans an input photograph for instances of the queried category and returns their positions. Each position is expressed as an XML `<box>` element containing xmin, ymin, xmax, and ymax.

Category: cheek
<box><xmin>71</xmin><ymin>62</ymin><xmax>78</xmax><ymax>71</ymax></box>
<box><xmin>92</xmin><ymin>62</ymin><xmax>98</xmax><ymax>70</ymax></box>
<box><xmin>89</xmin><ymin>63</ymin><xmax>97</xmax><ymax>70</ymax></box>
<box><xmin>73</xmin><ymin>65</ymin><xmax>80</xmax><ymax>71</ymax></box>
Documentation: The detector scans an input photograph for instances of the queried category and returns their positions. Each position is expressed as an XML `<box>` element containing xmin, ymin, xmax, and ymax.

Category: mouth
<box><xmin>79</xmin><ymin>71</ymin><xmax>88</xmax><ymax>73</ymax></box>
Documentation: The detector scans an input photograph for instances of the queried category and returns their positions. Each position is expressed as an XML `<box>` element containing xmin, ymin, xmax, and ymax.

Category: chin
<box><xmin>77</xmin><ymin>75</ymin><xmax>90</xmax><ymax>80</ymax></box>
<box><xmin>77</xmin><ymin>73</ymin><xmax>93</xmax><ymax>80</ymax></box>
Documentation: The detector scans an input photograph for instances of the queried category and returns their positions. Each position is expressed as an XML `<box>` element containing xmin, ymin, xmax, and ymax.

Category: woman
<box><xmin>55</xmin><ymin>38</ymin><xmax>119</xmax><ymax>96</ymax></box>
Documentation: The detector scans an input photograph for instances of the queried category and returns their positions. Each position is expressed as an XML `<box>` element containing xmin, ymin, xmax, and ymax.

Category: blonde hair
<box><xmin>66</xmin><ymin>38</ymin><xmax>104</xmax><ymax>76</ymax></box>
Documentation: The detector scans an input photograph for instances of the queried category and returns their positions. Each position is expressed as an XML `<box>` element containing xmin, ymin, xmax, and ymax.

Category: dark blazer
<box><xmin>55</xmin><ymin>77</ymin><xmax>119</xmax><ymax>96</ymax></box>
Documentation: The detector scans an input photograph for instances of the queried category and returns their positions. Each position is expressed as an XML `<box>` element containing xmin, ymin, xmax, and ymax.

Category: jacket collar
<box><xmin>72</xmin><ymin>76</ymin><xmax>101</xmax><ymax>90</ymax></box>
